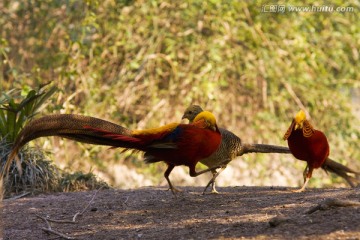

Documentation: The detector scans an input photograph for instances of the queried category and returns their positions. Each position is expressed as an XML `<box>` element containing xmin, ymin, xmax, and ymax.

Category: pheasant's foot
<box><xmin>202</xmin><ymin>189</ymin><xmax>219</xmax><ymax>195</ymax></box>
<box><xmin>210</xmin><ymin>189</ymin><xmax>219</xmax><ymax>194</ymax></box>
<box><xmin>167</xmin><ymin>186</ymin><xmax>182</xmax><ymax>194</ymax></box>
<box><xmin>210</xmin><ymin>184</ymin><xmax>219</xmax><ymax>194</ymax></box>
<box><xmin>292</xmin><ymin>188</ymin><xmax>306</xmax><ymax>193</ymax></box>
<box><xmin>292</xmin><ymin>177</ymin><xmax>310</xmax><ymax>193</ymax></box>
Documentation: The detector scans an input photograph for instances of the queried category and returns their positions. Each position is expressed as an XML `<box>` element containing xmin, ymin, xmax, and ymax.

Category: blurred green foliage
<box><xmin>0</xmin><ymin>84</ymin><xmax>57</xmax><ymax>142</ymax></box>
<box><xmin>1</xmin><ymin>0</ymin><xmax>359</xmax><ymax>188</ymax></box>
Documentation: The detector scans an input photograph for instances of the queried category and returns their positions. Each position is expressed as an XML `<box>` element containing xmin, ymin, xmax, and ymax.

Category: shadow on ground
<box><xmin>3</xmin><ymin>186</ymin><xmax>360</xmax><ymax>239</ymax></box>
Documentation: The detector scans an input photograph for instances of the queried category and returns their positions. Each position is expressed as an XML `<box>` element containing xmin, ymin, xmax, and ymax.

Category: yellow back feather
<box><xmin>131</xmin><ymin>122</ymin><xmax>179</xmax><ymax>136</ymax></box>
<box><xmin>131</xmin><ymin>111</ymin><xmax>217</xmax><ymax>136</ymax></box>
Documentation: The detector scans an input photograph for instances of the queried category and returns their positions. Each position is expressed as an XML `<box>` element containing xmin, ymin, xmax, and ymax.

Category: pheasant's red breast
<box><xmin>286</xmin><ymin>120</ymin><xmax>330</xmax><ymax>169</ymax></box>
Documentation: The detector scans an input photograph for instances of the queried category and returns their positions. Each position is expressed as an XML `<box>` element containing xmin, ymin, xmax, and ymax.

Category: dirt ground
<box><xmin>2</xmin><ymin>186</ymin><xmax>360</xmax><ymax>240</ymax></box>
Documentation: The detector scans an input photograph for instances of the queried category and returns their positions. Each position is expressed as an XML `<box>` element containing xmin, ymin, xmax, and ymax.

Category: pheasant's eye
<box><xmin>188</xmin><ymin>111</ymin><xmax>193</xmax><ymax>114</ymax></box>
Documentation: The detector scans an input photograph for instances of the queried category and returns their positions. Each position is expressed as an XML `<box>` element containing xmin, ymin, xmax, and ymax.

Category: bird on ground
<box><xmin>3</xmin><ymin>112</ymin><xmax>222</xmax><ymax>194</ymax></box>
<box><xmin>284</xmin><ymin>109</ymin><xmax>360</xmax><ymax>192</ymax></box>
<box><xmin>182</xmin><ymin>105</ymin><xmax>292</xmax><ymax>194</ymax></box>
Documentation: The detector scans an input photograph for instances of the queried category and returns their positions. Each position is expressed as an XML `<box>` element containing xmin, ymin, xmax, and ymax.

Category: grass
<box><xmin>0</xmin><ymin>136</ymin><xmax>58</xmax><ymax>196</ymax></box>
<box><xmin>0</xmin><ymin>84</ymin><xmax>107</xmax><ymax>197</ymax></box>
<box><xmin>60</xmin><ymin>171</ymin><xmax>109</xmax><ymax>192</ymax></box>
<box><xmin>1</xmin><ymin>0</ymin><xmax>359</xmax><ymax>188</ymax></box>
<box><xmin>1</xmin><ymin>138</ymin><xmax>108</xmax><ymax>197</ymax></box>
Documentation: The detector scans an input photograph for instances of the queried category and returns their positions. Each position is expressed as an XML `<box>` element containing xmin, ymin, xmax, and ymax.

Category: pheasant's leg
<box><xmin>293</xmin><ymin>166</ymin><xmax>313</xmax><ymax>193</ymax></box>
<box><xmin>187</xmin><ymin>164</ymin><xmax>223</xmax><ymax>194</ymax></box>
<box><xmin>211</xmin><ymin>172</ymin><xmax>218</xmax><ymax>194</ymax></box>
<box><xmin>202</xmin><ymin>170</ymin><xmax>218</xmax><ymax>194</ymax></box>
<box><xmin>302</xmin><ymin>165</ymin><xmax>309</xmax><ymax>183</ymax></box>
<box><xmin>164</xmin><ymin>164</ymin><xmax>182</xmax><ymax>194</ymax></box>
<box><xmin>203</xmin><ymin>167</ymin><xmax>227</xmax><ymax>194</ymax></box>
<box><xmin>189</xmin><ymin>164</ymin><xmax>222</xmax><ymax>177</ymax></box>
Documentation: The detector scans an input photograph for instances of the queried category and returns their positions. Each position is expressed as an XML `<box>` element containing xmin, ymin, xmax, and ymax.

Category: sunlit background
<box><xmin>1</xmin><ymin>0</ymin><xmax>359</xmax><ymax>190</ymax></box>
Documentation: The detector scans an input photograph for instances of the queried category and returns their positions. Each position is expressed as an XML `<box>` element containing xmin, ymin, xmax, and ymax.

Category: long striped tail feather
<box><xmin>322</xmin><ymin>158</ymin><xmax>360</xmax><ymax>187</ymax></box>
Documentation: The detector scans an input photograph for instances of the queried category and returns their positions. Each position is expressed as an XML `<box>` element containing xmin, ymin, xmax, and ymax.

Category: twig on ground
<box><xmin>269</xmin><ymin>197</ymin><xmax>360</xmax><ymax>227</ymax></box>
<box><xmin>4</xmin><ymin>192</ymin><xmax>31</xmax><ymax>201</ymax></box>
<box><xmin>123</xmin><ymin>196</ymin><xmax>129</xmax><ymax>205</ymax></box>
<box><xmin>36</xmin><ymin>215</ymin><xmax>75</xmax><ymax>240</ymax></box>
<box><xmin>306</xmin><ymin>198</ymin><xmax>360</xmax><ymax>214</ymax></box>
<box><xmin>268</xmin><ymin>215</ymin><xmax>293</xmax><ymax>227</ymax></box>
<box><xmin>35</xmin><ymin>186</ymin><xmax>104</xmax><ymax>239</ymax></box>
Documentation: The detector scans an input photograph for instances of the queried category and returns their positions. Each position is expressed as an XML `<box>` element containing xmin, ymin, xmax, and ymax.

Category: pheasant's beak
<box><xmin>210</xmin><ymin>124</ymin><xmax>219</xmax><ymax>132</ymax></box>
<box><xmin>294</xmin><ymin>122</ymin><xmax>303</xmax><ymax>130</ymax></box>
<box><xmin>181</xmin><ymin>114</ymin><xmax>190</xmax><ymax>123</ymax></box>
<box><xmin>180</xmin><ymin>118</ymin><xmax>188</xmax><ymax>124</ymax></box>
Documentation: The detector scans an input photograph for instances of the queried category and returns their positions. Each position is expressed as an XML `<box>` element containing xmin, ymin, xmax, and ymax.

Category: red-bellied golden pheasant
<box><xmin>4</xmin><ymin>112</ymin><xmax>222</xmax><ymax>194</ymax></box>
<box><xmin>182</xmin><ymin>105</ymin><xmax>292</xmax><ymax>194</ymax></box>
<box><xmin>284</xmin><ymin>110</ymin><xmax>360</xmax><ymax>192</ymax></box>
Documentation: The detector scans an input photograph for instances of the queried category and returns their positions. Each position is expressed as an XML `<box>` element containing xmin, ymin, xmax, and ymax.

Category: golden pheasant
<box><xmin>182</xmin><ymin>105</ymin><xmax>292</xmax><ymax>193</ymax></box>
<box><xmin>284</xmin><ymin>110</ymin><xmax>360</xmax><ymax>192</ymax></box>
<box><xmin>4</xmin><ymin>112</ymin><xmax>222</xmax><ymax>194</ymax></box>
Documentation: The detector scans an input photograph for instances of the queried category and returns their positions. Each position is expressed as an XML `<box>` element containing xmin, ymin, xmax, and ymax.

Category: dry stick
<box><xmin>70</xmin><ymin>185</ymin><xmax>103</xmax><ymax>223</ymax></box>
<box><xmin>4</xmin><ymin>192</ymin><xmax>31</xmax><ymax>201</ymax></box>
<box><xmin>281</xmin><ymin>81</ymin><xmax>311</xmax><ymax>120</ymax></box>
<box><xmin>36</xmin><ymin>186</ymin><xmax>104</xmax><ymax>239</ymax></box>
<box><xmin>305</xmin><ymin>198</ymin><xmax>360</xmax><ymax>214</ymax></box>
<box><xmin>269</xmin><ymin>198</ymin><xmax>360</xmax><ymax>227</ymax></box>
<box><xmin>35</xmin><ymin>215</ymin><xmax>75</xmax><ymax>240</ymax></box>
<box><xmin>123</xmin><ymin>196</ymin><xmax>129</xmax><ymax>205</ymax></box>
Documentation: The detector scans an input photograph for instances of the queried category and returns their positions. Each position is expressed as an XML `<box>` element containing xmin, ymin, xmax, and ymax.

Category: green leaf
<box><xmin>0</xmin><ymin>85</ymin><xmax>57</xmax><ymax>142</ymax></box>
<box><xmin>32</xmin><ymin>86</ymin><xmax>57</xmax><ymax>115</ymax></box>
<box><xmin>6</xmin><ymin>110</ymin><xmax>16</xmax><ymax>142</ymax></box>
<box><xmin>8</xmin><ymin>99</ymin><xmax>19</xmax><ymax>111</ymax></box>
<box><xmin>0</xmin><ymin>109</ymin><xmax>7</xmax><ymax>137</ymax></box>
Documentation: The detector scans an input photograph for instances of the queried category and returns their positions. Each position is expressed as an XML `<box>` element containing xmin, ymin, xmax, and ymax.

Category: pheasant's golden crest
<box><xmin>192</xmin><ymin>111</ymin><xmax>218</xmax><ymax>131</ymax></box>
<box><xmin>283</xmin><ymin>110</ymin><xmax>315</xmax><ymax>140</ymax></box>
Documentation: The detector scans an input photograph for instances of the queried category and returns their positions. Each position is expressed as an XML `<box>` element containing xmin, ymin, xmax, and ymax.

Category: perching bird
<box><xmin>182</xmin><ymin>105</ymin><xmax>292</xmax><ymax>194</ymax></box>
<box><xmin>4</xmin><ymin>112</ymin><xmax>222</xmax><ymax>194</ymax></box>
<box><xmin>284</xmin><ymin>110</ymin><xmax>360</xmax><ymax>192</ymax></box>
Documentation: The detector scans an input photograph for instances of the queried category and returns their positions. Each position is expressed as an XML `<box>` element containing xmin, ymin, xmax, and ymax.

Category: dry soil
<box><xmin>2</xmin><ymin>186</ymin><xmax>360</xmax><ymax>239</ymax></box>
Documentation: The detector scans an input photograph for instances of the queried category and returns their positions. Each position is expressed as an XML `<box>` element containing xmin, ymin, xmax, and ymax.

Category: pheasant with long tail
<box><xmin>3</xmin><ymin>112</ymin><xmax>222</xmax><ymax>194</ymax></box>
<box><xmin>182</xmin><ymin>105</ymin><xmax>292</xmax><ymax>193</ymax></box>
<box><xmin>284</xmin><ymin>110</ymin><xmax>360</xmax><ymax>192</ymax></box>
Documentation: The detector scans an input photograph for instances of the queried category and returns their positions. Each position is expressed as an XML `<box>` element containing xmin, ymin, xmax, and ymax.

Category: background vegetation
<box><xmin>1</xmin><ymin>0</ymin><xmax>359</xmax><ymax>190</ymax></box>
